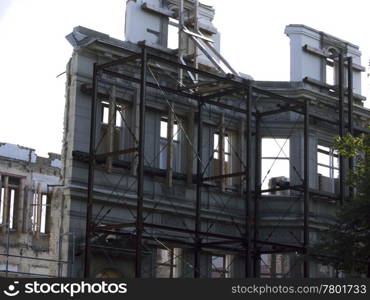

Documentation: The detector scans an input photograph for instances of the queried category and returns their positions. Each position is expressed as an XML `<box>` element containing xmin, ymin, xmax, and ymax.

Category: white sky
<box><xmin>0</xmin><ymin>0</ymin><xmax>369</xmax><ymax>157</ymax></box>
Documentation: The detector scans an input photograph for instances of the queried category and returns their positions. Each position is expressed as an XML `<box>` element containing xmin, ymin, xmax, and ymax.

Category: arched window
<box><xmin>325</xmin><ymin>48</ymin><xmax>337</xmax><ymax>86</ymax></box>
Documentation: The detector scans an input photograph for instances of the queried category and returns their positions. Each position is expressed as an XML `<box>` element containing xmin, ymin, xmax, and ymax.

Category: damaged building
<box><xmin>1</xmin><ymin>0</ymin><xmax>370</xmax><ymax>278</ymax></box>
<box><xmin>0</xmin><ymin>143</ymin><xmax>66</xmax><ymax>277</ymax></box>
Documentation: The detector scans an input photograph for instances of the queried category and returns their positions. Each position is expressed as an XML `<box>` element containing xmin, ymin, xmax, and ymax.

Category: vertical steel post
<box><xmin>194</xmin><ymin>98</ymin><xmax>203</xmax><ymax>278</ymax></box>
<box><xmin>253</xmin><ymin>115</ymin><xmax>261</xmax><ymax>277</ymax></box>
<box><xmin>178</xmin><ymin>0</ymin><xmax>184</xmax><ymax>85</ymax></box>
<box><xmin>135</xmin><ymin>46</ymin><xmax>147</xmax><ymax>278</ymax></box>
<box><xmin>347</xmin><ymin>57</ymin><xmax>354</xmax><ymax>200</ymax></box>
<box><xmin>303</xmin><ymin>100</ymin><xmax>310</xmax><ymax>278</ymax></box>
<box><xmin>193</xmin><ymin>0</ymin><xmax>199</xmax><ymax>83</ymax></box>
<box><xmin>338</xmin><ymin>54</ymin><xmax>345</xmax><ymax>205</ymax></box>
<box><xmin>245</xmin><ymin>84</ymin><xmax>252</xmax><ymax>277</ymax></box>
<box><xmin>83</xmin><ymin>63</ymin><xmax>98</xmax><ymax>278</ymax></box>
<box><xmin>5</xmin><ymin>222</ymin><xmax>10</xmax><ymax>278</ymax></box>
<box><xmin>72</xmin><ymin>233</ymin><xmax>75</xmax><ymax>278</ymax></box>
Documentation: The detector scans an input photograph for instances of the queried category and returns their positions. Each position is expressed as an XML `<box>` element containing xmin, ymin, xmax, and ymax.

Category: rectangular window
<box><xmin>9</xmin><ymin>189</ymin><xmax>15</xmax><ymax>229</ymax></box>
<box><xmin>261</xmin><ymin>138</ymin><xmax>290</xmax><ymax>193</ymax></box>
<box><xmin>40</xmin><ymin>194</ymin><xmax>48</xmax><ymax>233</ymax></box>
<box><xmin>317</xmin><ymin>144</ymin><xmax>339</xmax><ymax>193</ymax></box>
<box><xmin>155</xmin><ymin>248</ymin><xmax>178</xmax><ymax>278</ymax></box>
<box><xmin>167</xmin><ymin>18</ymin><xmax>179</xmax><ymax>49</ymax></box>
<box><xmin>211</xmin><ymin>255</ymin><xmax>230</xmax><ymax>278</ymax></box>
<box><xmin>100</xmin><ymin>101</ymin><xmax>124</xmax><ymax>155</ymax></box>
<box><xmin>260</xmin><ymin>253</ymin><xmax>290</xmax><ymax>278</ymax></box>
<box><xmin>213</xmin><ymin>133</ymin><xmax>230</xmax><ymax>161</ymax></box>
<box><xmin>0</xmin><ymin>176</ymin><xmax>19</xmax><ymax>229</ymax></box>
<box><xmin>213</xmin><ymin>133</ymin><xmax>232</xmax><ymax>185</ymax></box>
<box><xmin>32</xmin><ymin>193</ymin><xmax>49</xmax><ymax>234</ymax></box>
<box><xmin>326</xmin><ymin>58</ymin><xmax>335</xmax><ymax>86</ymax></box>
<box><xmin>159</xmin><ymin>117</ymin><xmax>180</xmax><ymax>170</ymax></box>
<box><xmin>31</xmin><ymin>193</ymin><xmax>38</xmax><ymax>232</ymax></box>
<box><xmin>102</xmin><ymin>102</ymin><xmax>109</xmax><ymax>124</ymax></box>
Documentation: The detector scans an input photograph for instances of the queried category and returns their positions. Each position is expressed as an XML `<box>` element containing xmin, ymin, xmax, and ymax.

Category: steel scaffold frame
<box><xmin>81</xmin><ymin>43</ymin><xmax>368</xmax><ymax>279</ymax></box>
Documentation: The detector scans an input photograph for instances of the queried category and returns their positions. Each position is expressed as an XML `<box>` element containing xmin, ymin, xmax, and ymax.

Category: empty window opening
<box><xmin>325</xmin><ymin>49</ymin><xmax>337</xmax><ymax>86</ymax></box>
<box><xmin>102</xmin><ymin>103</ymin><xmax>109</xmax><ymax>124</ymax></box>
<box><xmin>260</xmin><ymin>253</ymin><xmax>290</xmax><ymax>278</ymax></box>
<box><xmin>213</xmin><ymin>133</ymin><xmax>230</xmax><ymax>162</ymax></box>
<box><xmin>167</xmin><ymin>18</ymin><xmax>179</xmax><ymax>50</ymax></box>
<box><xmin>31</xmin><ymin>193</ymin><xmax>38</xmax><ymax>232</ymax></box>
<box><xmin>155</xmin><ymin>248</ymin><xmax>178</xmax><ymax>278</ymax></box>
<box><xmin>100</xmin><ymin>101</ymin><xmax>124</xmax><ymax>154</ymax></box>
<box><xmin>32</xmin><ymin>193</ymin><xmax>49</xmax><ymax>234</ymax></box>
<box><xmin>159</xmin><ymin>117</ymin><xmax>180</xmax><ymax>170</ymax></box>
<box><xmin>0</xmin><ymin>177</ymin><xmax>19</xmax><ymax>229</ymax></box>
<box><xmin>326</xmin><ymin>58</ymin><xmax>335</xmax><ymax>86</ymax></box>
<box><xmin>211</xmin><ymin>255</ymin><xmax>230</xmax><ymax>278</ymax></box>
<box><xmin>101</xmin><ymin>101</ymin><xmax>123</xmax><ymax>127</ymax></box>
<box><xmin>9</xmin><ymin>189</ymin><xmax>15</xmax><ymax>229</ymax></box>
<box><xmin>213</xmin><ymin>133</ymin><xmax>232</xmax><ymax>185</ymax></box>
<box><xmin>261</xmin><ymin>138</ymin><xmax>290</xmax><ymax>194</ymax></box>
<box><xmin>40</xmin><ymin>194</ymin><xmax>48</xmax><ymax>233</ymax></box>
<box><xmin>317</xmin><ymin>144</ymin><xmax>339</xmax><ymax>193</ymax></box>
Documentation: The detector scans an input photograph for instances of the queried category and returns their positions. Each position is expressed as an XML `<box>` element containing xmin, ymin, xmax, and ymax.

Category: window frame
<box><xmin>210</xmin><ymin>254</ymin><xmax>230</xmax><ymax>278</ymax></box>
<box><xmin>159</xmin><ymin>117</ymin><xmax>181</xmax><ymax>171</ymax></box>
<box><xmin>317</xmin><ymin>144</ymin><xmax>339</xmax><ymax>193</ymax></box>
<box><xmin>325</xmin><ymin>48</ymin><xmax>338</xmax><ymax>87</ymax></box>
<box><xmin>261</xmin><ymin>137</ymin><xmax>290</xmax><ymax>192</ymax></box>
<box><xmin>155</xmin><ymin>248</ymin><xmax>178</xmax><ymax>278</ymax></box>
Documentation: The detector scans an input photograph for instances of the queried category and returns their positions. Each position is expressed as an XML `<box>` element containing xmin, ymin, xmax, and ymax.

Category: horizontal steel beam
<box><xmin>93</xmin><ymin>147</ymin><xmax>138</xmax><ymax>160</ymax></box>
<box><xmin>97</xmin><ymin>54</ymin><xmax>141</xmax><ymax>70</ymax></box>
<box><xmin>252</xmin><ymin>86</ymin><xmax>304</xmax><ymax>107</ymax></box>
<box><xmin>260</xmin><ymin>184</ymin><xmax>303</xmax><ymax>194</ymax></box>
<box><xmin>257</xmin><ymin>104</ymin><xmax>303</xmax><ymax>117</ymax></box>
<box><xmin>202</xmin><ymin>171</ymin><xmax>245</xmax><ymax>182</ymax></box>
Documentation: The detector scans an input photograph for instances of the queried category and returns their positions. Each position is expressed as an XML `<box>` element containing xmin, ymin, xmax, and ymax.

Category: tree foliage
<box><xmin>310</xmin><ymin>131</ymin><xmax>370</xmax><ymax>275</ymax></box>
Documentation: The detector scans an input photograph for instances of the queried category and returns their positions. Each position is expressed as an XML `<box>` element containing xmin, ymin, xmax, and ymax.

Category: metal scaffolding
<box><xmin>80</xmin><ymin>40</ymin><xmax>369</xmax><ymax>279</ymax></box>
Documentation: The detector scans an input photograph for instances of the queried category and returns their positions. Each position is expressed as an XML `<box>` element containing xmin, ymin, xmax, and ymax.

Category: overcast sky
<box><xmin>0</xmin><ymin>0</ymin><xmax>369</xmax><ymax>157</ymax></box>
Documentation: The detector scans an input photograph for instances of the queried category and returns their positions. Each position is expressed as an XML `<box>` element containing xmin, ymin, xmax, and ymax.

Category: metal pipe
<box><xmin>83</xmin><ymin>63</ymin><xmax>98</xmax><ymax>278</ymax></box>
<box><xmin>303</xmin><ymin>100</ymin><xmax>310</xmax><ymax>278</ymax></box>
<box><xmin>253</xmin><ymin>115</ymin><xmax>261</xmax><ymax>277</ymax></box>
<box><xmin>135</xmin><ymin>46</ymin><xmax>147</xmax><ymax>278</ymax></box>
<box><xmin>194</xmin><ymin>98</ymin><xmax>203</xmax><ymax>278</ymax></box>
<box><xmin>194</xmin><ymin>0</ymin><xmax>199</xmax><ymax>84</ymax></box>
<box><xmin>71</xmin><ymin>232</ymin><xmax>75</xmax><ymax>278</ymax></box>
<box><xmin>178</xmin><ymin>0</ymin><xmax>184</xmax><ymax>85</ymax></box>
<box><xmin>5</xmin><ymin>222</ymin><xmax>10</xmax><ymax>278</ymax></box>
<box><xmin>347</xmin><ymin>57</ymin><xmax>354</xmax><ymax>200</ymax></box>
<box><xmin>245</xmin><ymin>83</ymin><xmax>253</xmax><ymax>277</ymax></box>
<box><xmin>0</xmin><ymin>253</ymin><xmax>69</xmax><ymax>264</ymax></box>
<box><xmin>338</xmin><ymin>54</ymin><xmax>345</xmax><ymax>205</ymax></box>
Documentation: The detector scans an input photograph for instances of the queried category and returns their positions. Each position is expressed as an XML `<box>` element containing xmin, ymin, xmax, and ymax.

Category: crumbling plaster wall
<box><xmin>0</xmin><ymin>144</ymin><xmax>64</xmax><ymax>277</ymax></box>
